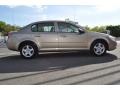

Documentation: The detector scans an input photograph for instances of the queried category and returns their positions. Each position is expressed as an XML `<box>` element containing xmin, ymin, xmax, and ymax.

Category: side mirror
<box><xmin>78</xmin><ymin>28</ymin><xmax>85</xmax><ymax>34</ymax></box>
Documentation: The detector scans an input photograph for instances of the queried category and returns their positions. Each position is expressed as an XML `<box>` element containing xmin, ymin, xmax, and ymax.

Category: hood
<box><xmin>88</xmin><ymin>32</ymin><xmax>109</xmax><ymax>36</ymax></box>
<box><xmin>87</xmin><ymin>31</ymin><xmax>109</xmax><ymax>37</ymax></box>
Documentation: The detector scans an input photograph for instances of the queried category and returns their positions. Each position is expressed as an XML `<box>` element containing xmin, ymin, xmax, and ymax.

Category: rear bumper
<box><xmin>6</xmin><ymin>38</ymin><xmax>18</xmax><ymax>51</ymax></box>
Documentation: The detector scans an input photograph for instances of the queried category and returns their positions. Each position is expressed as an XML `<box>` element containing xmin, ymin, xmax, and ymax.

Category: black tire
<box><xmin>20</xmin><ymin>43</ymin><xmax>38</xmax><ymax>59</ymax></box>
<box><xmin>90</xmin><ymin>41</ymin><xmax>107</xmax><ymax>56</ymax></box>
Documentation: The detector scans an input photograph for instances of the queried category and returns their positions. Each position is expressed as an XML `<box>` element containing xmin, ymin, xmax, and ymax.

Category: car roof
<box><xmin>33</xmin><ymin>20</ymin><xmax>82</xmax><ymax>27</ymax></box>
<box><xmin>22</xmin><ymin>20</ymin><xmax>82</xmax><ymax>29</ymax></box>
<box><xmin>31</xmin><ymin>20</ymin><xmax>74</xmax><ymax>25</ymax></box>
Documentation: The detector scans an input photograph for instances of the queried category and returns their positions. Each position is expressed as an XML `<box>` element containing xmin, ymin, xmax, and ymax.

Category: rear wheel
<box><xmin>90</xmin><ymin>41</ymin><xmax>107</xmax><ymax>56</ymax></box>
<box><xmin>20</xmin><ymin>44</ymin><xmax>38</xmax><ymax>59</ymax></box>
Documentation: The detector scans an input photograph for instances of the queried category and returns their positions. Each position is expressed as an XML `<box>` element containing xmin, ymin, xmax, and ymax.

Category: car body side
<box><xmin>7</xmin><ymin>21</ymin><xmax>117</xmax><ymax>52</ymax></box>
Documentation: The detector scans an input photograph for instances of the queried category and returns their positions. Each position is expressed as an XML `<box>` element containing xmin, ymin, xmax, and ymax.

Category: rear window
<box><xmin>31</xmin><ymin>24</ymin><xmax>37</xmax><ymax>32</ymax></box>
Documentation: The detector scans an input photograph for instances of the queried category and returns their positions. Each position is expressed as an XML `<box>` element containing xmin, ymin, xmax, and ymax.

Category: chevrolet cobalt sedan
<box><xmin>7</xmin><ymin>20</ymin><xmax>117</xmax><ymax>59</ymax></box>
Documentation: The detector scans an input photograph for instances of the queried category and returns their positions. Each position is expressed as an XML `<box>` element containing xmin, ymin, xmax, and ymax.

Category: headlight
<box><xmin>108</xmin><ymin>35</ymin><xmax>116</xmax><ymax>41</ymax></box>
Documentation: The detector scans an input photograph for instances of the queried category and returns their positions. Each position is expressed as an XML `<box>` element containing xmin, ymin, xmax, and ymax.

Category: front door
<box><xmin>57</xmin><ymin>22</ymin><xmax>88</xmax><ymax>49</ymax></box>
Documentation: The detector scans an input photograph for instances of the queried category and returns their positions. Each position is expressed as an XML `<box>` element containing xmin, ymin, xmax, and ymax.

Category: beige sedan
<box><xmin>7</xmin><ymin>20</ymin><xmax>117</xmax><ymax>59</ymax></box>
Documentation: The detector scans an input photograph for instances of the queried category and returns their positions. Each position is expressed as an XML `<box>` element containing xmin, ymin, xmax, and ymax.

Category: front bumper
<box><xmin>108</xmin><ymin>39</ymin><xmax>117</xmax><ymax>51</ymax></box>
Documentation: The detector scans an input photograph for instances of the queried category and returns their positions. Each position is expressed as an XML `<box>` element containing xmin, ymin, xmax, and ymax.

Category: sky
<box><xmin>0</xmin><ymin>5</ymin><xmax>120</xmax><ymax>27</ymax></box>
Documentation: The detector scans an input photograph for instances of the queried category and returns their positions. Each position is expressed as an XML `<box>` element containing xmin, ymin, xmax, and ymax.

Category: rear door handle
<box><xmin>60</xmin><ymin>35</ymin><xmax>67</xmax><ymax>37</ymax></box>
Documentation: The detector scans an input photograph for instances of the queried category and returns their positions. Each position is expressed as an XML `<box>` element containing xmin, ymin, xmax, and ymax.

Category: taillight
<box><xmin>8</xmin><ymin>31</ymin><xmax>16</xmax><ymax>39</ymax></box>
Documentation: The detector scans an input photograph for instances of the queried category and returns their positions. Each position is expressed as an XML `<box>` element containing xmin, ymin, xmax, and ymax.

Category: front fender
<box><xmin>88</xmin><ymin>37</ymin><xmax>109</xmax><ymax>49</ymax></box>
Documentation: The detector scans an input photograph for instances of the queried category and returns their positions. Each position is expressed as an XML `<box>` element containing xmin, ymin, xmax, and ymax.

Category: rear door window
<box><xmin>31</xmin><ymin>22</ymin><xmax>55</xmax><ymax>32</ymax></box>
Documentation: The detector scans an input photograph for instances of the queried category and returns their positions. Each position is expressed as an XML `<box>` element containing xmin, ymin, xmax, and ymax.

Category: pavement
<box><xmin>0</xmin><ymin>40</ymin><xmax>120</xmax><ymax>84</ymax></box>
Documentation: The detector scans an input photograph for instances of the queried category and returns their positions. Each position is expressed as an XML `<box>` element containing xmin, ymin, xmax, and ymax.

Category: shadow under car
<box><xmin>0</xmin><ymin>51</ymin><xmax>117</xmax><ymax>73</ymax></box>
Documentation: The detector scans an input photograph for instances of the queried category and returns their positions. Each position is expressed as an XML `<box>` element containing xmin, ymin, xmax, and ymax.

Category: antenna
<box><xmin>11</xmin><ymin>8</ymin><xmax>15</xmax><ymax>26</ymax></box>
<box><xmin>11</xmin><ymin>8</ymin><xmax>16</xmax><ymax>31</ymax></box>
<box><xmin>73</xmin><ymin>6</ymin><xmax>76</xmax><ymax>21</ymax></box>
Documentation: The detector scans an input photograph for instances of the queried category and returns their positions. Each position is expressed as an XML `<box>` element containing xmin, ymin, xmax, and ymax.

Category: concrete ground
<box><xmin>0</xmin><ymin>42</ymin><xmax>120</xmax><ymax>85</ymax></box>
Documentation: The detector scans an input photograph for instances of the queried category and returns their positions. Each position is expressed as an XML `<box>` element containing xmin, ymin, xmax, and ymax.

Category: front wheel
<box><xmin>90</xmin><ymin>41</ymin><xmax>107</xmax><ymax>56</ymax></box>
<box><xmin>20</xmin><ymin>44</ymin><xmax>38</xmax><ymax>59</ymax></box>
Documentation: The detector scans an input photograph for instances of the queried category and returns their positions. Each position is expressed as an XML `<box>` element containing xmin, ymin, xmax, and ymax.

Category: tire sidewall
<box><xmin>90</xmin><ymin>41</ymin><xmax>107</xmax><ymax>56</ymax></box>
<box><xmin>20</xmin><ymin>44</ymin><xmax>38</xmax><ymax>59</ymax></box>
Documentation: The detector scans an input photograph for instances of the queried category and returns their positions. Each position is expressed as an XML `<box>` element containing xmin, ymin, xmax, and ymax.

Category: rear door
<box><xmin>31</xmin><ymin>22</ymin><xmax>58</xmax><ymax>49</ymax></box>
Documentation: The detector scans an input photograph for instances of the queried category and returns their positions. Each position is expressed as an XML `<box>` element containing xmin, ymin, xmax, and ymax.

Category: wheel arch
<box><xmin>18</xmin><ymin>40</ymin><xmax>39</xmax><ymax>51</ymax></box>
<box><xmin>90</xmin><ymin>39</ymin><xmax>109</xmax><ymax>50</ymax></box>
